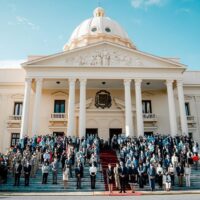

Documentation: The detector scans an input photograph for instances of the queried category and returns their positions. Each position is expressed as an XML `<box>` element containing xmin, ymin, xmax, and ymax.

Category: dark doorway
<box><xmin>53</xmin><ymin>132</ymin><xmax>64</xmax><ymax>137</ymax></box>
<box><xmin>144</xmin><ymin>132</ymin><xmax>153</xmax><ymax>137</ymax></box>
<box><xmin>109</xmin><ymin>128</ymin><xmax>122</xmax><ymax>145</ymax></box>
<box><xmin>86</xmin><ymin>128</ymin><xmax>98</xmax><ymax>138</ymax></box>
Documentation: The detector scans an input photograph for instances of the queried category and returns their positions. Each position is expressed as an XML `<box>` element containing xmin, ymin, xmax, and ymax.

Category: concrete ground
<box><xmin>0</xmin><ymin>190</ymin><xmax>200</xmax><ymax>198</ymax></box>
<box><xmin>0</xmin><ymin>194</ymin><xmax>200</xmax><ymax>200</ymax></box>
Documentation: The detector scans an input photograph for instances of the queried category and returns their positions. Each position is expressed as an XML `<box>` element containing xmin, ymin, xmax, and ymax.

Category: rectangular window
<box><xmin>142</xmin><ymin>100</ymin><xmax>152</xmax><ymax>113</ymax></box>
<box><xmin>11</xmin><ymin>133</ymin><xmax>20</xmax><ymax>147</ymax></box>
<box><xmin>188</xmin><ymin>132</ymin><xmax>193</xmax><ymax>139</ymax></box>
<box><xmin>185</xmin><ymin>102</ymin><xmax>190</xmax><ymax>116</ymax></box>
<box><xmin>54</xmin><ymin>100</ymin><xmax>65</xmax><ymax>113</ymax></box>
<box><xmin>13</xmin><ymin>102</ymin><xmax>23</xmax><ymax>115</ymax></box>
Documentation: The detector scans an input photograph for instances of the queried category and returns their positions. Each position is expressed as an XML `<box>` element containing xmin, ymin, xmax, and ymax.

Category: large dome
<box><xmin>63</xmin><ymin>7</ymin><xmax>136</xmax><ymax>51</ymax></box>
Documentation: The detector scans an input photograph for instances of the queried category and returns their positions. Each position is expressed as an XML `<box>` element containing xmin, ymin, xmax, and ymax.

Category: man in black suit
<box><xmin>118</xmin><ymin>161</ymin><xmax>127</xmax><ymax>193</ymax></box>
<box><xmin>176</xmin><ymin>162</ymin><xmax>184</xmax><ymax>187</ymax></box>
<box><xmin>24</xmin><ymin>161</ymin><xmax>31</xmax><ymax>186</ymax></box>
<box><xmin>75</xmin><ymin>162</ymin><xmax>83</xmax><ymax>189</ymax></box>
<box><xmin>14</xmin><ymin>160</ymin><xmax>22</xmax><ymax>186</ymax></box>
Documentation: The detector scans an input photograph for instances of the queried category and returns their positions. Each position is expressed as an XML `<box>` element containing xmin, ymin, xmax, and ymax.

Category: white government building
<box><xmin>0</xmin><ymin>7</ymin><xmax>200</xmax><ymax>153</ymax></box>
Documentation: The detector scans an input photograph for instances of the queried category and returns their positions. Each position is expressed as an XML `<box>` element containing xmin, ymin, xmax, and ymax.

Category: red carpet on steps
<box><xmin>99</xmin><ymin>149</ymin><xmax>119</xmax><ymax>191</ymax></box>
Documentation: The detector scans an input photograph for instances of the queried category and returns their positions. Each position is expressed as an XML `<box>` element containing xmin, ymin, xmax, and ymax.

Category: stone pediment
<box><xmin>23</xmin><ymin>42</ymin><xmax>186</xmax><ymax>69</ymax></box>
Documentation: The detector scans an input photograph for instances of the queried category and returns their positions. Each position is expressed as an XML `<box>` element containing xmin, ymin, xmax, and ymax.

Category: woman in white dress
<box><xmin>163</xmin><ymin>171</ymin><xmax>171</xmax><ymax>191</ymax></box>
<box><xmin>63</xmin><ymin>164</ymin><xmax>69</xmax><ymax>189</ymax></box>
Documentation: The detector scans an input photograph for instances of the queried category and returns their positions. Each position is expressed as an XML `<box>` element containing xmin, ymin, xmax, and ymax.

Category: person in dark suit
<box><xmin>148</xmin><ymin>163</ymin><xmax>156</xmax><ymax>191</ymax></box>
<box><xmin>65</xmin><ymin>157</ymin><xmax>73</xmax><ymax>178</ymax></box>
<box><xmin>118</xmin><ymin>161</ymin><xmax>127</xmax><ymax>193</ymax></box>
<box><xmin>24</xmin><ymin>161</ymin><xmax>31</xmax><ymax>186</ymax></box>
<box><xmin>14</xmin><ymin>160</ymin><xmax>22</xmax><ymax>186</ymax></box>
<box><xmin>75</xmin><ymin>162</ymin><xmax>83</xmax><ymax>189</ymax></box>
<box><xmin>106</xmin><ymin>163</ymin><xmax>114</xmax><ymax>194</ymax></box>
<box><xmin>176</xmin><ymin>162</ymin><xmax>184</xmax><ymax>187</ymax></box>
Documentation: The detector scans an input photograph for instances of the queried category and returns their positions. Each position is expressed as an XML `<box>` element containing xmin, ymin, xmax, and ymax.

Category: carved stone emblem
<box><xmin>95</xmin><ymin>90</ymin><xmax>112</xmax><ymax>109</ymax></box>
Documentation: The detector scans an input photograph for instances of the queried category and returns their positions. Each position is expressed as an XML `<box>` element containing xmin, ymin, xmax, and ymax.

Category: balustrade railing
<box><xmin>143</xmin><ymin>113</ymin><xmax>156</xmax><ymax>119</ymax></box>
<box><xmin>187</xmin><ymin>115</ymin><xmax>195</xmax><ymax>121</ymax></box>
<box><xmin>51</xmin><ymin>113</ymin><xmax>67</xmax><ymax>119</ymax></box>
<box><xmin>9</xmin><ymin>115</ymin><xmax>22</xmax><ymax>120</ymax></box>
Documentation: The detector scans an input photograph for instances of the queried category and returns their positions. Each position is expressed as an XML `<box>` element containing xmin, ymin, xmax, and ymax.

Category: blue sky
<box><xmin>0</xmin><ymin>0</ymin><xmax>200</xmax><ymax>69</ymax></box>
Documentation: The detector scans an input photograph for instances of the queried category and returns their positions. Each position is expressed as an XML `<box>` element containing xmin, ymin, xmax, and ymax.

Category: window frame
<box><xmin>10</xmin><ymin>133</ymin><xmax>20</xmax><ymax>147</ymax></box>
<box><xmin>185</xmin><ymin>102</ymin><xmax>190</xmax><ymax>116</ymax></box>
<box><xmin>54</xmin><ymin>99</ymin><xmax>66</xmax><ymax>113</ymax></box>
<box><xmin>142</xmin><ymin>100</ymin><xmax>152</xmax><ymax>113</ymax></box>
<box><xmin>13</xmin><ymin>102</ymin><xmax>23</xmax><ymax>116</ymax></box>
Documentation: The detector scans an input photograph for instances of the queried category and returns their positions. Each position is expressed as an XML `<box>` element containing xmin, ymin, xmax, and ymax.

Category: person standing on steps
<box><xmin>13</xmin><ymin>160</ymin><xmax>22</xmax><ymax>186</ymax></box>
<box><xmin>114</xmin><ymin>163</ymin><xmax>121</xmax><ymax>191</ymax></box>
<box><xmin>168</xmin><ymin>163</ymin><xmax>175</xmax><ymax>186</ymax></box>
<box><xmin>75</xmin><ymin>162</ymin><xmax>83</xmax><ymax>189</ymax></box>
<box><xmin>24</xmin><ymin>161</ymin><xmax>31</xmax><ymax>186</ymax></box>
<box><xmin>128</xmin><ymin>163</ymin><xmax>137</xmax><ymax>193</ymax></box>
<box><xmin>65</xmin><ymin>156</ymin><xmax>73</xmax><ymax>178</ymax></box>
<box><xmin>63</xmin><ymin>164</ymin><xmax>69</xmax><ymax>189</ymax></box>
<box><xmin>147</xmin><ymin>163</ymin><xmax>156</xmax><ymax>191</ymax></box>
<box><xmin>106</xmin><ymin>163</ymin><xmax>114</xmax><ymax>194</ymax></box>
<box><xmin>52</xmin><ymin>158</ymin><xmax>59</xmax><ymax>184</ymax></box>
<box><xmin>184</xmin><ymin>163</ymin><xmax>191</xmax><ymax>187</ymax></box>
<box><xmin>176</xmin><ymin>162</ymin><xmax>184</xmax><ymax>187</ymax></box>
<box><xmin>118</xmin><ymin>161</ymin><xmax>127</xmax><ymax>193</ymax></box>
<box><xmin>42</xmin><ymin>161</ymin><xmax>49</xmax><ymax>184</ymax></box>
<box><xmin>89</xmin><ymin>162</ymin><xmax>97</xmax><ymax>189</ymax></box>
<box><xmin>163</xmin><ymin>170</ymin><xmax>171</xmax><ymax>191</ymax></box>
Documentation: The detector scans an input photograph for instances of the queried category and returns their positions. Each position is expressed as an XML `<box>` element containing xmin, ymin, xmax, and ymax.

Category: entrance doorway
<box><xmin>53</xmin><ymin>132</ymin><xmax>64</xmax><ymax>137</ymax></box>
<box><xmin>109</xmin><ymin>128</ymin><xmax>122</xmax><ymax>144</ymax></box>
<box><xmin>144</xmin><ymin>132</ymin><xmax>153</xmax><ymax>137</ymax></box>
<box><xmin>86</xmin><ymin>128</ymin><xmax>98</xmax><ymax>138</ymax></box>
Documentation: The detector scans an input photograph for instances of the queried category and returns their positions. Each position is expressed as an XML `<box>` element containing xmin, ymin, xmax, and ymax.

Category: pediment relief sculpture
<box><xmin>65</xmin><ymin>47</ymin><xmax>144</xmax><ymax>67</ymax></box>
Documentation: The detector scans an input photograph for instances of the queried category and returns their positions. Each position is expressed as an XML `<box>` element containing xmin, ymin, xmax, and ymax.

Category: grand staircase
<box><xmin>99</xmin><ymin>149</ymin><xmax>119</xmax><ymax>191</ymax></box>
<box><xmin>0</xmin><ymin>163</ymin><xmax>105</xmax><ymax>192</ymax></box>
<box><xmin>1</xmin><ymin>150</ymin><xmax>200</xmax><ymax>192</ymax></box>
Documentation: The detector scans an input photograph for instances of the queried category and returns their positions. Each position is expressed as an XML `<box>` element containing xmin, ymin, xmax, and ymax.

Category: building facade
<box><xmin>0</xmin><ymin>7</ymin><xmax>200</xmax><ymax>153</ymax></box>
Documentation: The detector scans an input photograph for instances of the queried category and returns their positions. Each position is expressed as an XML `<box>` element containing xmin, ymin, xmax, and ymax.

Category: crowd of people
<box><xmin>0</xmin><ymin>133</ymin><xmax>199</xmax><ymax>193</ymax></box>
<box><xmin>0</xmin><ymin>134</ymin><xmax>100</xmax><ymax>189</ymax></box>
<box><xmin>106</xmin><ymin>134</ymin><xmax>199</xmax><ymax>193</ymax></box>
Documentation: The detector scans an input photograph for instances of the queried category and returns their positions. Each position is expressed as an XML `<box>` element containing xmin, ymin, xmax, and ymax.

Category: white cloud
<box><xmin>16</xmin><ymin>16</ymin><xmax>39</xmax><ymax>30</ymax></box>
<box><xmin>131</xmin><ymin>0</ymin><xmax>164</xmax><ymax>9</ymax></box>
<box><xmin>0</xmin><ymin>59</ymin><xmax>26</xmax><ymax>68</ymax></box>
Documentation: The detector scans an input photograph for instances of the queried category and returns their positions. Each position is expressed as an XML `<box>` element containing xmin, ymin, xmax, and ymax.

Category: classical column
<box><xmin>124</xmin><ymin>79</ymin><xmax>134</xmax><ymax>137</ymax></box>
<box><xmin>135</xmin><ymin>79</ymin><xmax>144</xmax><ymax>137</ymax></box>
<box><xmin>67</xmin><ymin>78</ymin><xmax>76</xmax><ymax>136</ymax></box>
<box><xmin>166</xmin><ymin>80</ymin><xmax>178</xmax><ymax>136</ymax></box>
<box><xmin>20</xmin><ymin>78</ymin><xmax>32</xmax><ymax>139</ymax></box>
<box><xmin>177</xmin><ymin>80</ymin><xmax>188</xmax><ymax>135</ymax></box>
<box><xmin>79</xmin><ymin>79</ymin><xmax>87</xmax><ymax>138</ymax></box>
<box><xmin>32</xmin><ymin>78</ymin><xmax>43</xmax><ymax>135</ymax></box>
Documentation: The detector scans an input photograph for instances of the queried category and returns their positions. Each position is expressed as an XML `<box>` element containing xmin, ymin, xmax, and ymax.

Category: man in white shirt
<box><xmin>89</xmin><ymin>163</ymin><xmax>97</xmax><ymax>189</ymax></box>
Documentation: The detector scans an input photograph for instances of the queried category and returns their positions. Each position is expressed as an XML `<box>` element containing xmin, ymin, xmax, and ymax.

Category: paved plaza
<box><xmin>0</xmin><ymin>194</ymin><xmax>200</xmax><ymax>200</ymax></box>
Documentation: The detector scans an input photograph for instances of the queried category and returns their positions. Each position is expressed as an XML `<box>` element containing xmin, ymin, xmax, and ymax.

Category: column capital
<box><xmin>68</xmin><ymin>78</ymin><xmax>76</xmax><ymax>84</ymax></box>
<box><xmin>134</xmin><ymin>79</ymin><xmax>142</xmax><ymax>86</ymax></box>
<box><xmin>35</xmin><ymin>78</ymin><xmax>43</xmax><ymax>86</ymax></box>
<box><xmin>25</xmin><ymin>78</ymin><xmax>32</xmax><ymax>84</ymax></box>
<box><xmin>166</xmin><ymin>79</ymin><xmax>174</xmax><ymax>85</ymax></box>
<box><xmin>176</xmin><ymin>79</ymin><xmax>183</xmax><ymax>86</ymax></box>
<box><xmin>124</xmin><ymin>79</ymin><xmax>132</xmax><ymax>86</ymax></box>
<box><xmin>79</xmin><ymin>78</ymin><xmax>87</xmax><ymax>85</ymax></box>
